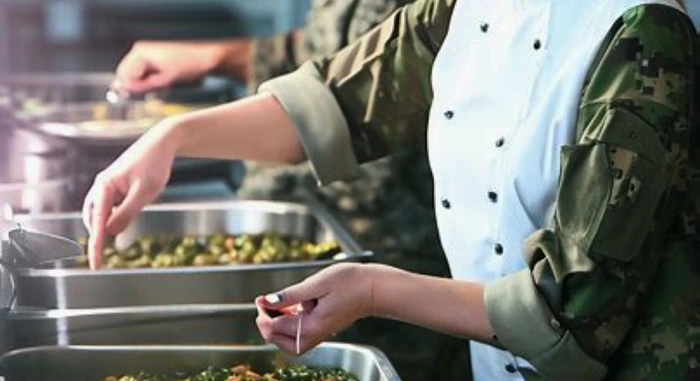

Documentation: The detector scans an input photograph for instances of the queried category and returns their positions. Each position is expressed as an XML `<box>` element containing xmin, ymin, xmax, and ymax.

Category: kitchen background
<box><xmin>0</xmin><ymin>0</ymin><xmax>311</xmax><ymax>73</ymax></box>
<box><xmin>0</xmin><ymin>0</ymin><xmax>312</xmax><ymax>212</ymax></box>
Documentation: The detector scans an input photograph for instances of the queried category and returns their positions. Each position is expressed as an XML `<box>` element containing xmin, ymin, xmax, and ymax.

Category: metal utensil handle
<box><xmin>0</xmin><ymin>255</ymin><xmax>18</xmax><ymax>311</ymax></box>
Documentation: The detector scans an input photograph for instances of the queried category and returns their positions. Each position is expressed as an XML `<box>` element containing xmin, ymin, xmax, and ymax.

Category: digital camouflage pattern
<box><xmin>516</xmin><ymin>4</ymin><xmax>700</xmax><ymax>380</ymax></box>
<box><xmin>600</xmin><ymin>12</ymin><xmax>700</xmax><ymax>379</ymax></box>
<box><xmin>260</xmin><ymin>0</ymin><xmax>698</xmax><ymax>379</ymax></box>
<box><xmin>241</xmin><ymin>1</ymin><xmax>470</xmax><ymax>381</ymax></box>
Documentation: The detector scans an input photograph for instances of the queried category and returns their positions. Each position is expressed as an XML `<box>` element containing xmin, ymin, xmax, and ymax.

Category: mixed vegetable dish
<box><xmin>100</xmin><ymin>364</ymin><xmax>358</xmax><ymax>381</ymax></box>
<box><xmin>77</xmin><ymin>234</ymin><xmax>342</xmax><ymax>269</ymax></box>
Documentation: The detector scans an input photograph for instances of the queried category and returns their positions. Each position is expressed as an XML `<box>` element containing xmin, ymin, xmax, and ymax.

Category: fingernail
<box><xmin>264</xmin><ymin>293</ymin><xmax>284</xmax><ymax>305</ymax></box>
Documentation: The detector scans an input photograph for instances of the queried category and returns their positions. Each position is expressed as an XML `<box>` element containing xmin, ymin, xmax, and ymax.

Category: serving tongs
<box><xmin>1</xmin><ymin>224</ymin><xmax>84</xmax><ymax>312</ymax></box>
<box><xmin>105</xmin><ymin>86</ymin><xmax>131</xmax><ymax>120</ymax></box>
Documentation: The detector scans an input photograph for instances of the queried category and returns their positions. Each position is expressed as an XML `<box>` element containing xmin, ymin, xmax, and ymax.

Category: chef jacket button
<box><xmin>505</xmin><ymin>363</ymin><xmax>517</xmax><ymax>374</ymax></box>
<box><xmin>441</xmin><ymin>198</ymin><xmax>451</xmax><ymax>209</ymax></box>
<box><xmin>487</xmin><ymin>191</ymin><xmax>498</xmax><ymax>203</ymax></box>
<box><xmin>444</xmin><ymin>110</ymin><xmax>454</xmax><ymax>120</ymax></box>
<box><xmin>495</xmin><ymin>138</ymin><xmax>505</xmax><ymax>147</ymax></box>
<box><xmin>494</xmin><ymin>243</ymin><xmax>504</xmax><ymax>255</ymax></box>
<box><xmin>480</xmin><ymin>22</ymin><xmax>489</xmax><ymax>33</ymax></box>
<box><xmin>534</xmin><ymin>39</ymin><xmax>542</xmax><ymax>50</ymax></box>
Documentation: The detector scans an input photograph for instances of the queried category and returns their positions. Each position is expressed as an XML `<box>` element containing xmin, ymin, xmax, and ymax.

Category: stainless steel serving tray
<box><xmin>1</xmin><ymin>72</ymin><xmax>235</xmax><ymax>146</ymax></box>
<box><xmin>11</xmin><ymin>200</ymin><xmax>370</xmax><ymax>309</ymax></box>
<box><xmin>0</xmin><ymin>343</ymin><xmax>402</xmax><ymax>381</ymax></box>
<box><xmin>7</xmin><ymin>304</ymin><xmax>259</xmax><ymax>349</ymax></box>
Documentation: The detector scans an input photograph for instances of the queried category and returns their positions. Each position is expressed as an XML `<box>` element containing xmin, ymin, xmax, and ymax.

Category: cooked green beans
<box><xmin>78</xmin><ymin>234</ymin><xmax>342</xmax><ymax>269</ymax></box>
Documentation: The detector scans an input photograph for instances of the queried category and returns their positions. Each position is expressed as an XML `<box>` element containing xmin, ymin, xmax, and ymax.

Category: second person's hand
<box><xmin>113</xmin><ymin>40</ymin><xmax>252</xmax><ymax>94</ymax></box>
<box><xmin>82</xmin><ymin>117</ymin><xmax>183</xmax><ymax>269</ymax></box>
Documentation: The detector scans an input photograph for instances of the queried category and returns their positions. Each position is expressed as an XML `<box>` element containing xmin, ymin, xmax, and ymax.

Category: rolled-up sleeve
<box><xmin>259</xmin><ymin>63</ymin><xmax>360</xmax><ymax>184</ymax></box>
<box><xmin>258</xmin><ymin>0</ymin><xmax>455</xmax><ymax>185</ymax></box>
<box><xmin>484</xmin><ymin>6</ymin><xmax>696</xmax><ymax>380</ymax></box>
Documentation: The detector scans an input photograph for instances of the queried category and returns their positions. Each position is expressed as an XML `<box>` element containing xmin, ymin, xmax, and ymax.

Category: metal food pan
<box><xmin>1</xmin><ymin>72</ymin><xmax>235</xmax><ymax>147</ymax></box>
<box><xmin>11</xmin><ymin>201</ymin><xmax>370</xmax><ymax>309</ymax></box>
<box><xmin>6</xmin><ymin>304</ymin><xmax>259</xmax><ymax>350</ymax></box>
<box><xmin>0</xmin><ymin>343</ymin><xmax>402</xmax><ymax>381</ymax></box>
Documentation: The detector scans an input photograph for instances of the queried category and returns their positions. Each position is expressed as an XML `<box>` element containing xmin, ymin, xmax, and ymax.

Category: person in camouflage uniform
<box><xmin>112</xmin><ymin>2</ymin><xmax>468</xmax><ymax>380</ymax></box>
<box><xmin>91</xmin><ymin>0</ymin><xmax>699</xmax><ymax>379</ymax></box>
<box><xmin>251</xmin><ymin>1</ymin><xmax>700</xmax><ymax>379</ymax></box>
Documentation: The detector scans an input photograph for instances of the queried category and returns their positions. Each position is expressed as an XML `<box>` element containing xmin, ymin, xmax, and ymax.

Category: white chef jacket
<box><xmin>428</xmin><ymin>0</ymin><xmax>684</xmax><ymax>380</ymax></box>
<box><xmin>259</xmin><ymin>0</ymin><xmax>688</xmax><ymax>379</ymax></box>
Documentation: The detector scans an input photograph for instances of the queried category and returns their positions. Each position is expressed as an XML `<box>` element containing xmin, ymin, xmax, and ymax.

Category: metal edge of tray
<box><xmin>0</xmin><ymin>73</ymin><xmax>114</xmax><ymax>87</ymax></box>
<box><xmin>9</xmin><ymin>303</ymin><xmax>257</xmax><ymax>319</ymax></box>
<box><xmin>6</xmin><ymin>304</ymin><xmax>261</xmax><ymax>348</ymax></box>
<box><xmin>36</xmin><ymin>121</ymin><xmax>147</xmax><ymax>144</ymax></box>
<box><xmin>0</xmin><ymin>342</ymin><xmax>402</xmax><ymax>381</ymax></box>
<box><xmin>14</xmin><ymin>200</ymin><xmax>372</xmax><ymax>278</ymax></box>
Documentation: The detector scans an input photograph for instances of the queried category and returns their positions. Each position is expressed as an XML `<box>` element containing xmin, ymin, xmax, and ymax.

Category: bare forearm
<box><xmin>369</xmin><ymin>264</ymin><xmax>496</xmax><ymax>345</ymax></box>
<box><xmin>170</xmin><ymin>93</ymin><xmax>306</xmax><ymax>164</ymax></box>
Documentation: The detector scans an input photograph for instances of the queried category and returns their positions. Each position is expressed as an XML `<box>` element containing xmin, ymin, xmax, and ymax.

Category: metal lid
<box><xmin>7</xmin><ymin>227</ymin><xmax>83</xmax><ymax>267</ymax></box>
<box><xmin>0</xmin><ymin>227</ymin><xmax>84</xmax><ymax>324</ymax></box>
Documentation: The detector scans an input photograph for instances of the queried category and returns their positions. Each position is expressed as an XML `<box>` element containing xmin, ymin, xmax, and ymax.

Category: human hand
<box><xmin>256</xmin><ymin>263</ymin><xmax>376</xmax><ymax>354</ymax></box>
<box><xmin>114</xmin><ymin>40</ymin><xmax>251</xmax><ymax>93</ymax></box>
<box><xmin>82</xmin><ymin>118</ymin><xmax>183</xmax><ymax>269</ymax></box>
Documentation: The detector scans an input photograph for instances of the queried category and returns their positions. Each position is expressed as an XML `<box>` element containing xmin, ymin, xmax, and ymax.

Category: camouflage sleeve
<box><xmin>249</xmin><ymin>0</ymin><xmax>405</xmax><ymax>94</ymax></box>
<box><xmin>258</xmin><ymin>0</ymin><xmax>454</xmax><ymax>185</ymax></box>
<box><xmin>483</xmin><ymin>5</ymin><xmax>696</xmax><ymax>380</ymax></box>
<box><xmin>248</xmin><ymin>0</ymin><xmax>356</xmax><ymax>90</ymax></box>
<box><xmin>249</xmin><ymin>34</ymin><xmax>298</xmax><ymax>92</ymax></box>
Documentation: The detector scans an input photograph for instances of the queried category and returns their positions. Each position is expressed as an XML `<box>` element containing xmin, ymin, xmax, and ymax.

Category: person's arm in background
<box><xmin>256</xmin><ymin>4</ymin><xmax>697</xmax><ymax>380</ymax></box>
<box><xmin>115</xmin><ymin>0</ymin><xmax>411</xmax><ymax>94</ymax></box>
<box><xmin>114</xmin><ymin>40</ymin><xmax>254</xmax><ymax>93</ymax></box>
